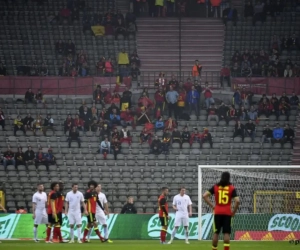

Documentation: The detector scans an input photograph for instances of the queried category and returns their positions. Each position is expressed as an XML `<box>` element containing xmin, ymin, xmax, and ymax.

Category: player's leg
<box><xmin>86</xmin><ymin>226</ymin><xmax>93</xmax><ymax>241</ymax></box>
<box><xmin>168</xmin><ymin>216</ymin><xmax>180</xmax><ymax>244</ymax></box>
<box><xmin>222</xmin><ymin>216</ymin><xmax>232</xmax><ymax>250</ymax></box>
<box><xmin>75</xmin><ymin>213</ymin><xmax>83</xmax><ymax>243</ymax></box>
<box><xmin>159</xmin><ymin>217</ymin><xmax>168</xmax><ymax>244</ymax></box>
<box><xmin>82</xmin><ymin>214</ymin><xmax>93</xmax><ymax>242</ymax></box>
<box><xmin>98</xmin><ymin>213</ymin><xmax>112</xmax><ymax>243</ymax></box>
<box><xmin>183</xmin><ymin>216</ymin><xmax>190</xmax><ymax>244</ymax></box>
<box><xmin>33</xmin><ymin>224</ymin><xmax>38</xmax><ymax>242</ymax></box>
<box><xmin>46</xmin><ymin>215</ymin><xmax>53</xmax><ymax>243</ymax></box>
<box><xmin>212</xmin><ymin>215</ymin><xmax>222</xmax><ymax>250</ymax></box>
<box><xmin>92</xmin><ymin>218</ymin><xmax>104</xmax><ymax>242</ymax></box>
<box><xmin>68</xmin><ymin>214</ymin><xmax>75</xmax><ymax>243</ymax></box>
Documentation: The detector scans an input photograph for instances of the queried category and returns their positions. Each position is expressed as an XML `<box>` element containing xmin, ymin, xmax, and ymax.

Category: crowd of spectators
<box><xmin>16</xmin><ymin>61</ymin><xmax>49</xmax><ymax>76</ymax></box>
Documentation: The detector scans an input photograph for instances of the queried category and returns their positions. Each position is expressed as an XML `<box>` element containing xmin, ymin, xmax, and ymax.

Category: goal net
<box><xmin>198</xmin><ymin>165</ymin><xmax>300</xmax><ymax>241</ymax></box>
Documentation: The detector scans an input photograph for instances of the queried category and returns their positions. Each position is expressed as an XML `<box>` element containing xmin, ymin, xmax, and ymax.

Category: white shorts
<box><xmin>34</xmin><ymin>212</ymin><xmax>48</xmax><ymax>225</ymax></box>
<box><xmin>174</xmin><ymin>214</ymin><xmax>189</xmax><ymax>227</ymax></box>
<box><xmin>68</xmin><ymin>213</ymin><xmax>82</xmax><ymax>225</ymax></box>
<box><xmin>96</xmin><ymin>211</ymin><xmax>107</xmax><ymax>225</ymax></box>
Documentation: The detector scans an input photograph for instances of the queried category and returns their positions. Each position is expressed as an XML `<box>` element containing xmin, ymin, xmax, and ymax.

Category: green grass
<box><xmin>0</xmin><ymin>240</ymin><xmax>295</xmax><ymax>250</ymax></box>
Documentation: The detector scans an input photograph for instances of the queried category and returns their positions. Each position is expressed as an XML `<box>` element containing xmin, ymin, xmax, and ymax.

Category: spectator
<box><xmin>187</xmin><ymin>85</ymin><xmax>200</xmax><ymax>117</ymax></box>
<box><xmin>202</xmin><ymin>82</ymin><xmax>214</xmax><ymax>109</ymax></box>
<box><xmin>38</xmin><ymin>63</ymin><xmax>48</xmax><ymax>76</ymax></box>
<box><xmin>100</xmin><ymin>137</ymin><xmax>110</xmax><ymax>158</ymax></box>
<box><xmin>43</xmin><ymin>114</ymin><xmax>54</xmax><ymax>136</ymax></box>
<box><xmin>105</xmin><ymin>58</ymin><xmax>114</xmax><ymax>76</ymax></box>
<box><xmin>261</xmin><ymin>124</ymin><xmax>273</xmax><ymax>144</ymax></box>
<box><xmin>279</xmin><ymin>99</ymin><xmax>290</xmax><ymax>119</ymax></box>
<box><xmin>231</xmin><ymin>62</ymin><xmax>240</xmax><ymax>77</ymax></box>
<box><xmin>161</xmin><ymin>129</ymin><xmax>171</xmax><ymax>154</ymax></box>
<box><xmin>115</xmin><ymin>19</ymin><xmax>127</xmax><ymax>40</ymax></box>
<box><xmin>210</xmin><ymin>0</ymin><xmax>222</xmax><ymax>17</ymax></box>
<box><xmin>241</xmin><ymin>87</ymin><xmax>252</xmax><ymax>107</ymax></box>
<box><xmin>0</xmin><ymin>62</ymin><xmax>7</xmax><ymax>76</ymax></box>
<box><xmin>108</xmin><ymin>103</ymin><xmax>120</xmax><ymax>116</ymax></box>
<box><xmin>70</xmin><ymin>66</ymin><xmax>78</xmax><ymax>77</ymax></box>
<box><xmin>154</xmin><ymin>87</ymin><xmax>165</xmax><ymax>119</ymax></box>
<box><xmin>207</xmin><ymin>104</ymin><xmax>219</xmax><ymax>123</ymax></box>
<box><xmin>155</xmin><ymin>0</ymin><xmax>164</xmax><ymax>17</ymax></box>
<box><xmin>270</xmin><ymin>35</ymin><xmax>281</xmax><ymax>52</ymax></box>
<box><xmin>14</xmin><ymin>115</ymin><xmax>26</xmax><ymax>136</ymax></box>
<box><xmin>190</xmin><ymin>128</ymin><xmax>201</xmax><ymax>146</ymax></box>
<box><xmin>121</xmin><ymin>87</ymin><xmax>132</xmax><ymax>110</ymax></box>
<box><xmin>166</xmin><ymin>86</ymin><xmax>179</xmax><ymax>120</ymax></box>
<box><xmin>155</xmin><ymin>116</ymin><xmax>165</xmax><ymax>132</ymax></box>
<box><xmin>74</xmin><ymin>114</ymin><xmax>84</xmax><ymax>131</ymax></box>
<box><xmin>244</xmin><ymin>119</ymin><xmax>256</xmax><ymax>142</ymax></box>
<box><xmin>35</xmin><ymin>89</ymin><xmax>44</xmax><ymax>104</ymax></box>
<box><xmin>127</xmin><ymin>22</ymin><xmax>137</xmax><ymax>36</ymax></box>
<box><xmin>120</xmin><ymin>108</ymin><xmax>134</xmax><ymax>127</ymax></box>
<box><xmin>244</xmin><ymin>0</ymin><xmax>254</xmax><ymax>18</ymax></box>
<box><xmin>118</xmin><ymin>49</ymin><xmax>129</xmax><ymax>67</ymax></box>
<box><xmin>55</xmin><ymin>40</ymin><xmax>65</xmax><ymax>54</ymax></box>
<box><xmin>281</xmin><ymin>35</ymin><xmax>290</xmax><ymax>51</ymax></box>
<box><xmin>171</xmin><ymin>127</ymin><xmax>181</xmax><ymax>144</ymax></box>
<box><xmin>16</xmin><ymin>207</ymin><xmax>27</xmax><ymax>214</ymax></box>
<box><xmin>100</xmin><ymin>125</ymin><xmax>111</xmax><ymax>141</ymax></box>
<box><xmin>35</xmin><ymin>148</ymin><xmax>47</xmax><ymax>169</ymax></box>
<box><xmin>111</xmin><ymin>138</ymin><xmax>121</xmax><ymax>160</ymax></box>
<box><xmin>183</xmin><ymin>78</ymin><xmax>193</xmax><ymax>93</ymax></box>
<box><xmin>45</xmin><ymin>148</ymin><xmax>56</xmax><ymax>168</ymax></box>
<box><xmin>120</xmin><ymin>126</ymin><xmax>132</xmax><ymax>144</ymax></box>
<box><xmin>15</xmin><ymin>147</ymin><xmax>25</xmax><ymax>168</ymax></box>
<box><xmin>227</xmin><ymin>105</ymin><xmax>237</xmax><ymax>123</ymax></box>
<box><xmin>168</xmin><ymin>75</ymin><xmax>179</xmax><ymax>91</ymax></box>
<box><xmin>290</xmin><ymin>92</ymin><xmax>299</xmax><ymax>107</ymax></box>
<box><xmin>218</xmin><ymin>102</ymin><xmax>229</xmax><ymax>124</ymax></box>
<box><xmin>110</xmin><ymin>109</ymin><xmax>121</xmax><ymax>126</ymax></box>
<box><xmin>3</xmin><ymin>147</ymin><xmax>15</xmax><ymax>170</ymax></box>
<box><xmin>140</xmin><ymin>128</ymin><xmax>151</xmax><ymax>145</ymax></box>
<box><xmin>130</xmin><ymin>63</ymin><xmax>140</xmax><ymax>85</ymax></box>
<box><xmin>0</xmin><ymin>109</ymin><xmax>5</xmax><ymax>130</ymax></box>
<box><xmin>233</xmin><ymin>120</ymin><xmax>245</xmax><ymax>142</ymax></box>
<box><xmin>59</xmin><ymin>6</ymin><xmax>72</xmax><ymax>25</ymax></box>
<box><xmin>238</xmin><ymin>106</ymin><xmax>248</xmax><ymax>121</ymax></box>
<box><xmin>220</xmin><ymin>64</ymin><xmax>231</xmax><ymax>87</ymax></box>
<box><xmin>271</xmin><ymin>123</ymin><xmax>284</xmax><ymax>146</ymax></box>
<box><xmin>150</xmin><ymin>135</ymin><xmax>162</xmax><ymax>155</ymax></box>
<box><xmin>233</xmin><ymin>89</ymin><xmax>241</xmax><ymax>107</ymax></box>
<box><xmin>282</xmin><ymin>124</ymin><xmax>294</xmax><ymax>148</ymax></box>
<box><xmin>59</xmin><ymin>63</ymin><xmax>69</xmax><ymax>76</ymax></box>
<box><xmin>78</xmin><ymin>62</ymin><xmax>89</xmax><ymax>77</ymax></box>
<box><xmin>65</xmin><ymin>40</ymin><xmax>75</xmax><ymax>55</ymax></box>
<box><xmin>68</xmin><ymin>127</ymin><xmax>81</xmax><ymax>148</ymax></box>
<box><xmin>164</xmin><ymin>117</ymin><xmax>177</xmax><ymax>132</ymax></box>
<box><xmin>293</xmin><ymin>63</ymin><xmax>300</xmax><ymax>77</ymax></box>
<box><xmin>258</xmin><ymin>99</ymin><xmax>272</xmax><ymax>117</ymax></box>
<box><xmin>80</xmin><ymin>106</ymin><xmax>92</xmax><ymax>131</ymax></box>
<box><xmin>120</xmin><ymin>197</ymin><xmax>137</xmax><ymax>214</ymax></box>
<box><xmin>248</xmin><ymin>106</ymin><xmax>258</xmax><ymax>121</ymax></box>
<box><xmin>96</xmin><ymin>57</ymin><xmax>105</xmax><ymax>76</ymax></box>
<box><xmin>279</xmin><ymin>92</ymin><xmax>290</xmax><ymax>104</ymax></box>
<box><xmin>93</xmin><ymin>85</ymin><xmax>104</xmax><ymax>105</ymax></box>
<box><xmin>290</xmin><ymin>33</ymin><xmax>299</xmax><ymax>50</ymax></box>
<box><xmin>111</xmin><ymin>90</ymin><xmax>121</xmax><ymax>107</ymax></box>
<box><xmin>241</xmin><ymin>63</ymin><xmax>252</xmax><ymax>77</ymax></box>
<box><xmin>200</xmin><ymin>128</ymin><xmax>213</xmax><ymax>148</ymax></box>
<box><xmin>252</xmin><ymin>1</ymin><xmax>265</xmax><ymax>26</ymax></box>
<box><xmin>25</xmin><ymin>88</ymin><xmax>35</xmax><ymax>103</ymax></box>
<box><xmin>181</xmin><ymin>126</ymin><xmax>191</xmax><ymax>145</ymax></box>
<box><xmin>222</xmin><ymin>6</ymin><xmax>238</xmax><ymax>26</ymax></box>
<box><xmin>177</xmin><ymin>87</ymin><xmax>186</xmax><ymax>117</ymax></box>
<box><xmin>284</xmin><ymin>65</ymin><xmax>293</xmax><ymax>77</ymax></box>
<box><xmin>192</xmin><ymin>60</ymin><xmax>202</xmax><ymax>81</ymax></box>
<box><xmin>24</xmin><ymin>146</ymin><xmax>35</xmax><ymax>166</ymax></box>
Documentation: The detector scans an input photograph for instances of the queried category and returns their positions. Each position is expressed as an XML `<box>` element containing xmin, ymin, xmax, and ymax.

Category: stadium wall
<box><xmin>0</xmin><ymin>213</ymin><xmax>300</xmax><ymax>241</ymax></box>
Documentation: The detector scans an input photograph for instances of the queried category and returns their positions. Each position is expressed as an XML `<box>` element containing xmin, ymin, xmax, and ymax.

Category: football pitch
<box><xmin>0</xmin><ymin>240</ymin><xmax>294</xmax><ymax>250</ymax></box>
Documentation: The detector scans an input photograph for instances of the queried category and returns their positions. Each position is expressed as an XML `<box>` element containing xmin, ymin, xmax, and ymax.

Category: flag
<box><xmin>91</xmin><ymin>25</ymin><xmax>105</xmax><ymax>36</ymax></box>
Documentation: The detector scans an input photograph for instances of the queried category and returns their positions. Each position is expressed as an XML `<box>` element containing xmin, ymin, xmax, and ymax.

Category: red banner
<box><xmin>0</xmin><ymin>76</ymin><xmax>119</xmax><ymax>95</ymax></box>
<box><xmin>232</xmin><ymin>77</ymin><xmax>300</xmax><ymax>95</ymax></box>
<box><xmin>235</xmin><ymin>231</ymin><xmax>300</xmax><ymax>241</ymax></box>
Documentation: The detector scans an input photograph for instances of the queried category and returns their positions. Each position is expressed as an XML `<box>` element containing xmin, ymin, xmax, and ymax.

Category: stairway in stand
<box><xmin>230</xmin><ymin>0</ymin><xmax>244</xmax><ymax>19</ymax></box>
<box><xmin>116</xmin><ymin>0</ymin><xmax>129</xmax><ymax>15</ymax></box>
<box><xmin>136</xmin><ymin>18</ymin><xmax>224</xmax><ymax>87</ymax></box>
<box><xmin>291</xmin><ymin>113</ymin><xmax>300</xmax><ymax>165</ymax></box>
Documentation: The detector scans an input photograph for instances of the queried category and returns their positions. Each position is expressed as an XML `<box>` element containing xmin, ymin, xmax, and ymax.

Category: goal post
<box><xmin>198</xmin><ymin>165</ymin><xmax>300</xmax><ymax>241</ymax></box>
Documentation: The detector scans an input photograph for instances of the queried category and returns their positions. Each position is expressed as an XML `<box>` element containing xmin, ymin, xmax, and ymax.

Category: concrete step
<box><xmin>137</xmin><ymin>32</ymin><xmax>224</xmax><ymax>38</ymax></box>
<box><xmin>138</xmin><ymin>47</ymin><xmax>223</xmax><ymax>53</ymax></box>
<box><xmin>137</xmin><ymin>17</ymin><xmax>223</xmax><ymax>24</ymax></box>
<box><xmin>140</xmin><ymin>54</ymin><xmax>223</xmax><ymax>59</ymax></box>
<box><xmin>137</xmin><ymin>37</ymin><xmax>224</xmax><ymax>42</ymax></box>
<box><xmin>140</xmin><ymin>65</ymin><xmax>220</xmax><ymax>71</ymax></box>
<box><xmin>137</xmin><ymin>40</ymin><xmax>223</xmax><ymax>46</ymax></box>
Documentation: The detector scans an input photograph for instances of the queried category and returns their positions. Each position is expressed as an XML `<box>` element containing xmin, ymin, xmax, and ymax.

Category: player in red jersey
<box><xmin>203</xmin><ymin>172</ymin><xmax>240</xmax><ymax>250</ymax></box>
<box><xmin>158</xmin><ymin>187</ymin><xmax>169</xmax><ymax>244</ymax></box>
<box><xmin>46</xmin><ymin>182</ymin><xmax>63</xmax><ymax>243</ymax></box>
<box><xmin>52</xmin><ymin>181</ymin><xmax>65</xmax><ymax>242</ymax></box>
<box><xmin>82</xmin><ymin>180</ymin><xmax>104</xmax><ymax>243</ymax></box>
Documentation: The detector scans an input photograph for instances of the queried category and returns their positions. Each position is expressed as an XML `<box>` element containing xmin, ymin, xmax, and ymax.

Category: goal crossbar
<box><xmin>197</xmin><ymin>165</ymin><xmax>300</xmax><ymax>240</ymax></box>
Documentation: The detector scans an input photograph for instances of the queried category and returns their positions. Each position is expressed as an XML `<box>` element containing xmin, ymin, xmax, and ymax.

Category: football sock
<box><xmin>212</xmin><ymin>246</ymin><xmax>218</xmax><ymax>250</ymax></box>
<box><xmin>104</xmin><ymin>226</ymin><xmax>108</xmax><ymax>239</ymax></box>
<box><xmin>160</xmin><ymin>229</ymin><xmax>167</xmax><ymax>242</ymax></box>
<box><xmin>46</xmin><ymin>226</ymin><xmax>52</xmax><ymax>241</ymax></box>
<box><xmin>50</xmin><ymin>227</ymin><xmax>54</xmax><ymax>240</ymax></box>
<box><xmin>224</xmin><ymin>243</ymin><xmax>230</xmax><ymax>250</ymax></box>
<box><xmin>171</xmin><ymin>228</ymin><xmax>176</xmax><ymax>239</ymax></box>
<box><xmin>87</xmin><ymin>228</ymin><xmax>92</xmax><ymax>240</ymax></box>
<box><xmin>83</xmin><ymin>227</ymin><xmax>89</xmax><ymax>240</ymax></box>
<box><xmin>70</xmin><ymin>228</ymin><xmax>74</xmax><ymax>241</ymax></box>
<box><xmin>94</xmin><ymin>227</ymin><xmax>104</xmax><ymax>241</ymax></box>
<box><xmin>77</xmin><ymin>228</ymin><xmax>81</xmax><ymax>240</ymax></box>
<box><xmin>33</xmin><ymin>227</ymin><xmax>37</xmax><ymax>240</ymax></box>
<box><xmin>185</xmin><ymin>228</ymin><xmax>189</xmax><ymax>241</ymax></box>
<box><xmin>56</xmin><ymin>226</ymin><xmax>62</xmax><ymax>241</ymax></box>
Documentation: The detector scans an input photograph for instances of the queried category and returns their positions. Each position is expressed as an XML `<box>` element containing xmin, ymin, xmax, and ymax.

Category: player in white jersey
<box><xmin>32</xmin><ymin>183</ymin><xmax>48</xmax><ymax>242</ymax></box>
<box><xmin>0</xmin><ymin>203</ymin><xmax>7</xmax><ymax>243</ymax></box>
<box><xmin>168</xmin><ymin>186</ymin><xmax>192</xmax><ymax>245</ymax></box>
<box><xmin>87</xmin><ymin>184</ymin><xmax>113</xmax><ymax>243</ymax></box>
<box><xmin>65</xmin><ymin>183</ymin><xmax>87</xmax><ymax>244</ymax></box>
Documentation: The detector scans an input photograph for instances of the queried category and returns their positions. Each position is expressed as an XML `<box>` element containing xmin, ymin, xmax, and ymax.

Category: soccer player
<box><xmin>82</xmin><ymin>180</ymin><xmax>104</xmax><ymax>243</ymax></box>
<box><xmin>90</xmin><ymin>184</ymin><xmax>113</xmax><ymax>243</ymax></box>
<box><xmin>168</xmin><ymin>186</ymin><xmax>192</xmax><ymax>245</ymax></box>
<box><xmin>202</xmin><ymin>171</ymin><xmax>240</xmax><ymax>250</ymax></box>
<box><xmin>0</xmin><ymin>203</ymin><xmax>7</xmax><ymax>243</ymax></box>
<box><xmin>46</xmin><ymin>182</ymin><xmax>63</xmax><ymax>243</ymax></box>
<box><xmin>52</xmin><ymin>181</ymin><xmax>65</xmax><ymax>242</ymax></box>
<box><xmin>65</xmin><ymin>183</ymin><xmax>88</xmax><ymax>243</ymax></box>
<box><xmin>32</xmin><ymin>183</ymin><xmax>48</xmax><ymax>242</ymax></box>
<box><xmin>158</xmin><ymin>187</ymin><xmax>169</xmax><ymax>244</ymax></box>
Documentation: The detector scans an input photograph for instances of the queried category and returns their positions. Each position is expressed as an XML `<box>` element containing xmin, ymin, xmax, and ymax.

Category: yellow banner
<box><xmin>91</xmin><ymin>25</ymin><xmax>105</xmax><ymax>36</ymax></box>
<box><xmin>0</xmin><ymin>191</ymin><xmax>5</xmax><ymax>210</ymax></box>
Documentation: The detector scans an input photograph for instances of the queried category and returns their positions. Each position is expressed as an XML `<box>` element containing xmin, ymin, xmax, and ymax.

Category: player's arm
<box><xmin>104</xmin><ymin>202</ymin><xmax>110</xmax><ymax>218</ymax></box>
<box><xmin>172</xmin><ymin>197</ymin><xmax>177</xmax><ymax>211</ymax></box>
<box><xmin>64</xmin><ymin>197</ymin><xmax>69</xmax><ymax>215</ymax></box>
<box><xmin>0</xmin><ymin>203</ymin><xmax>7</xmax><ymax>213</ymax></box>
<box><xmin>159</xmin><ymin>198</ymin><xmax>168</xmax><ymax>217</ymax></box>
<box><xmin>32</xmin><ymin>202</ymin><xmax>36</xmax><ymax>219</ymax></box>
<box><xmin>231</xmin><ymin>188</ymin><xmax>240</xmax><ymax>217</ymax></box>
<box><xmin>188</xmin><ymin>197</ymin><xmax>192</xmax><ymax>216</ymax></box>
<box><xmin>81</xmin><ymin>193</ymin><xmax>88</xmax><ymax>215</ymax></box>
<box><xmin>202</xmin><ymin>186</ymin><xmax>215</xmax><ymax>210</ymax></box>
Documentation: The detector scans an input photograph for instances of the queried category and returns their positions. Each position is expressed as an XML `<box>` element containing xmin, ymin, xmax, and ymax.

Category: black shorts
<box><xmin>213</xmin><ymin>215</ymin><xmax>232</xmax><ymax>234</ymax></box>
<box><xmin>48</xmin><ymin>214</ymin><xmax>60</xmax><ymax>225</ymax></box>
<box><xmin>58</xmin><ymin>212</ymin><xmax>63</xmax><ymax>226</ymax></box>
<box><xmin>87</xmin><ymin>213</ymin><xmax>96</xmax><ymax>223</ymax></box>
<box><xmin>159</xmin><ymin>217</ymin><xmax>168</xmax><ymax>227</ymax></box>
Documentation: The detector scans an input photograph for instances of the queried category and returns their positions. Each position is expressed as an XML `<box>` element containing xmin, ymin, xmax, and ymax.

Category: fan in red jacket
<box><xmin>73</xmin><ymin>114</ymin><xmax>84</xmax><ymax>131</ymax></box>
<box><xmin>190</xmin><ymin>128</ymin><xmax>201</xmax><ymax>146</ymax></box>
<box><xmin>120</xmin><ymin>108</ymin><xmax>135</xmax><ymax>127</ymax></box>
<box><xmin>164</xmin><ymin>117</ymin><xmax>177</xmax><ymax>132</ymax></box>
<box><xmin>258</xmin><ymin>100</ymin><xmax>273</xmax><ymax>117</ymax></box>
